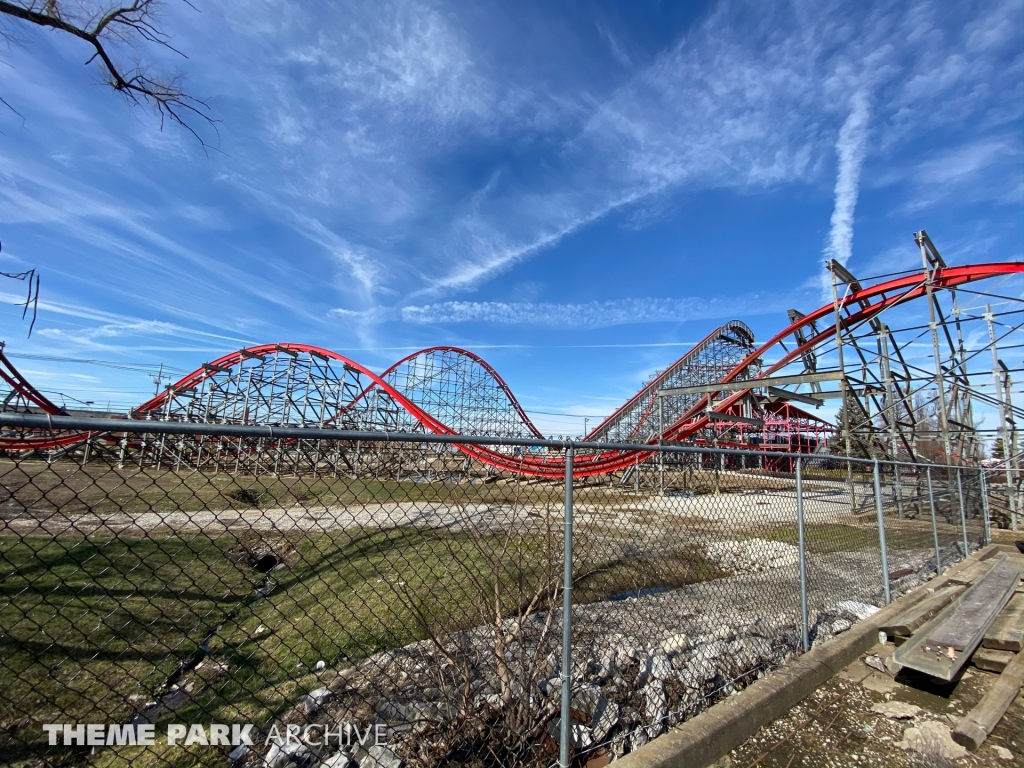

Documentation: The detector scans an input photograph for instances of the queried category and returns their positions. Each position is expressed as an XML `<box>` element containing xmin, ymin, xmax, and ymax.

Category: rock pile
<box><xmin>705</xmin><ymin>539</ymin><xmax>800</xmax><ymax>573</ymax></box>
<box><xmin>253</xmin><ymin>619</ymin><xmax>800</xmax><ymax>767</ymax></box>
<box><xmin>247</xmin><ymin>541</ymin><xmax>951</xmax><ymax>767</ymax></box>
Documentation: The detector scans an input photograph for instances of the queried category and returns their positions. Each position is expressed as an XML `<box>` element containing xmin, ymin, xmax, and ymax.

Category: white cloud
<box><xmin>332</xmin><ymin>290</ymin><xmax>809</xmax><ymax>330</ymax></box>
<box><xmin>0</xmin><ymin>289</ymin><xmax>255</xmax><ymax>351</ymax></box>
<box><xmin>916</xmin><ymin>139</ymin><xmax>1010</xmax><ymax>186</ymax></box>
<box><xmin>1</xmin><ymin>0</ymin><xmax>1020</xmax><ymax>339</ymax></box>
<box><xmin>288</xmin><ymin>213</ymin><xmax>387</xmax><ymax>298</ymax></box>
<box><xmin>36</xmin><ymin>318</ymin><xmax>254</xmax><ymax>348</ymax></box>
<box><xmin>417</xmin><ymin>0</ymin><xmax>1020</xmax><ymax>295</ymax></box>
<box><xmin>823</xmin><ymin>90</ymin><xmax>871</xmax><ymax>269</ymax></box>
<box><xmin>906</xmin><ymin>137</ymin><xmax>1023</xmax><ymax>212</ymax></box>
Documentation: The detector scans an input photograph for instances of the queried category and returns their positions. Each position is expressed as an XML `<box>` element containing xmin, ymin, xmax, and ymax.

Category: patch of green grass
<box><xmin>0</xmin><ymin>532</ymin><xmax>253</xmax><ymax>767</ymax></box>
<box><xmin>573</xmin><ymin>547</ymin><xmax>724</xmax><ymax>603</ymax></box>
<box><xmin>0</xmin><ymin>517</ymin><xmax>724</xmax><ymax>767</ymax></box>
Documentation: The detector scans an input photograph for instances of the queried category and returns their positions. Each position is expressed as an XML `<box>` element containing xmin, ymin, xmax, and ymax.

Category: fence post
<box><xmin>956</xmin><ymin>468</ymin><xmax>969</xmax><ymax>556</ymax></box>
<box><xmin>894</xmin><ymin>464</ymin><xmax>904</xmax><ymax>519</ymax></box>
<box><xmin>873</xmin><ymin>459</ymin><xmax>891</xmax><ymax>605</ymax></box>
<box><xmin>559</xmin><ymin>443</ymin><xmax>574</xmax><ymax>768</ymax></box>
<box><xmin>926</xmin><ymin>467</ymin><xmax>941</xmax><ymax>575</ymax></box>
<box><xmin>979</xmin><ymin>469</ymin><xmax>992</xmax><ymax>546</ymax></box>
<box><xmin>658</xmin><ymin>398</ymin><xmax>665</xmax><ymax>496</ymax></box>
<box><xmin>796</xmin><ymin>457</ymin><xmax>808</xmax><ymax>652</ymax></box>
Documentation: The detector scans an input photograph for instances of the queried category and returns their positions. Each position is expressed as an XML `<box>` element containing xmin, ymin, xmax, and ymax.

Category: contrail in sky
<box><xmin>824</xmin><ymin>89</ymin><xmax>872</xmax><ymax>269</ymax></box>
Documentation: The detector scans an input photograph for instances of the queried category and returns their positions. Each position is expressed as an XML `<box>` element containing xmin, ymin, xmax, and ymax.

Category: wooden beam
<box><xmin>893</xmin><ymin>555</ymin><xmax>1020</xmax><ymax>680</ymax></box>
<box><xmin>971</xmin><ymin>648</ymin><xmax>1014</xmax><ymax>673</ymax></box>
<box><xmin>946</xmin><ymin>559</ymin><xmax>998</xmax><ymax>586</ymax></box>
<box><xmin>953</xmin><ymin>651</ymin><xmax>1023</xmax><ymax>750</ymax></box>
<box><xmin>983</xmin><ymin>593</ymin><xmax>1024</xmax><ymax>652</ymax></box>
<box><xmin>880</xmin><ymin>585</ymin><xmax>965</xmax><ymax>637</ymax></box>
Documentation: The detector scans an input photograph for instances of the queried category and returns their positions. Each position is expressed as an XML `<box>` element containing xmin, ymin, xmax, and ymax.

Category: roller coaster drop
<box><xmin>2</xmin><ymin>232</ymin><xmax>1023</xmax><ymax>481</ymax></box>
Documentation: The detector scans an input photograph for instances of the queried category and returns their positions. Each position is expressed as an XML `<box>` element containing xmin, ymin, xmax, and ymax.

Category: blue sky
<box><xmin>0</xmin><ymin>0</ymin><xmax>1021</xmax><ymax>435</ymax></box>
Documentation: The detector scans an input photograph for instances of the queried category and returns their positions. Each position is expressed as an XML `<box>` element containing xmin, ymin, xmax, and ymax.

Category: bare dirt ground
<box><xmin>711</xmin><ymin>643</ymin><xmax>1023</xmax><ymax>768</ymax></box>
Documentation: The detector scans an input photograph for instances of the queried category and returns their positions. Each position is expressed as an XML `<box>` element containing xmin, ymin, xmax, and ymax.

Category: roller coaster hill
<box><xmin>1</xmin><ymin>232</ymin><xmax>1022</xmax><ymax>490</ymax></box>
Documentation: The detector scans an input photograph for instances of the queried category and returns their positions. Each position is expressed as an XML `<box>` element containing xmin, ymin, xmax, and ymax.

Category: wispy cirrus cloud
<box><xmin>37</xmin><ymin>319</ymin><xmax>253</xmax><ymax>347</ymax></box>
<box><xmin>0</xmin><ymin>0</ymin><xmax>1019</xmax><ymax>388</ymax></box>
<box><xmin>332</xmin><ymin>290</ymin><xmax>810</xmax><ymax>330</ymax></box>
<box><xmin>4</xmin><ymin>0</ymin><xmax>1018</xmax><ymax>315</ymax></box>
<box><xmin>17</xmin><ymin>296</ymin><xmax>256</xmax><ymax>348</ymax></box>
<box><xmin>902</xmin><ymin>137</ymin><xmax>1024</xmax><ymax>213</ymax></box>
<box><xmin>413</xmin><ymin>0</ymin><xmax>1022</xmax><ymax>295</ymax></box>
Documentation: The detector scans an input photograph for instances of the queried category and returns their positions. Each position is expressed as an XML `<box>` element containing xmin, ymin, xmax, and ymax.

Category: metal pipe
<box><xmin>659</xmin><ymin>397</ymin><xmax>665</xmax><ymax>496</ymax></box>
<box><xmin>873</xmin><ymin>459</ymin><xmax>891</xmax><ymax>605</ymax></box>
<box><xmin>0</xmin><ymin>412</ymin><xmax>989</xmax><ymax>470</ymax></box>
<box><xmin>559</xmin><ymin>444</ymin><xmax>574</xmax><ymax>768</ymax></box>
<box><xmin>956</xmin><ymin>468</ymin><xmax>969</xmax><ymax>557</ymax></box>
<box><xmin>894</xmin><ymin>464</ymin><xmax>904</xmax><ymax>520</ymax></box>
<box><xmin>927</xmin><ymin>467</ymin><xmax>941</xmax><ymax>575</ymax></box>
<box><xmin>980</xmin><ymin>468</ymin><xmax>992</xmax><ymax>546</ymax></box>
<box><xmin>797</xmin><ymin>457</ymin><xmax>808</xmax><ymax>652</ymax></box>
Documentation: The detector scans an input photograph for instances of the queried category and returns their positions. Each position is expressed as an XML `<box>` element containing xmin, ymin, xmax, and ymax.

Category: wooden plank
<box><xmin>894</xmin><ymin>555</ymin><xmax>1018</xmax><ymax>681</ymax></box>
<box><xmin>880</xmin><ymin>585</ymin><xmax>965</xmax><ymax>637</ymax></box>
<box><xmin>953</xmin><ymin>651</ymin><xmax>1024</xmax><ymax>751</ymax></box>
<box><xmin>991</xmin><ymin>544</ymin><xmax>1023</xmax><ymax>554</ymax></box>
<box><xmin>928</xmin><ymin>557</ymin><xmax>1020</xmax><ymax>651</ymax></box>
<box><xmin>982</xmin><ymin>593</ymin><xmax>1024</xmax><ymax>652</ymax></box>
<box><xmin>946</xmin><ymin>559</ymin><xmax>999</xmax><ymax>586</ymax></box>
<box><xmin>971</xmin><ymin>648</ymin><xmax>1014</xmax><ymax>673</ymax></box>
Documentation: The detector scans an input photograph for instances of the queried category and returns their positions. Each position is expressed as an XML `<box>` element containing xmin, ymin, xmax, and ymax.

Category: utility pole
<box><xmin>986</xmin><ymin>306</ymin><xmax>1017</xmax><ymax>530</ymax></box>
<box><xmin>1001</xmin><ymin>362</ymin><xmax>1020</xmax><ymax>531</ymax></box>
<box><xmin>879</xmin><ymin>326</ymin><xmax>903</xmax><ymax>517</ymax></box>
<box><xmin>829</xmin><ymin>264</ymin><xmax>855</xmax><ymax>512</ymax></box>
<box><xmin>150</xmin><ymin>362</ymin><xmax>164</xmax><ymax>397</ymax></box>
<box><xmin>918</xmin><ymin>231</ymin><xmax>954</xmax><ymax>466</ymax></box>
<box><xmin>950</xmin><ymin>300</ymin><xmax>978</xmax><ymax>463</ymax></box>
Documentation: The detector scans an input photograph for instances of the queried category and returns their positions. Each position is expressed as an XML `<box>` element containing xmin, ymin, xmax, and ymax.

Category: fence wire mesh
<box><xmin>0</xmin><ymin>428</ymin><xmax>991</xmax><ymax>768</ymax></box>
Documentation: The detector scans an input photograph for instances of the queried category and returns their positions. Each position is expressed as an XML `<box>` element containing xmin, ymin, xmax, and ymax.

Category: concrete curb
<box><xmin>612</xmin><ymin>545</ymin><xmax>1002</xmax><ymax>768</ymax></box>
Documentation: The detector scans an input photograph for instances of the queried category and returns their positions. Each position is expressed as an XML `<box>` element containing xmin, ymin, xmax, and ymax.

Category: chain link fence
<box><xmin>0</xmin><ymin>419</ymin><xmax>989</xmax><ymax>768</ymax></box>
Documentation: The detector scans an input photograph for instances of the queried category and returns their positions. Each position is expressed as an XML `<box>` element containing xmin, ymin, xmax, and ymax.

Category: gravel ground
<box><xmin>569</xmin><ymin>546</ymin><xmax>945</xmax><ymax>653</ymax></box>
<box><xmin>711</xmin><ymin>643</ymin><xmax>1023</xmax><ymax>768</ymax></box>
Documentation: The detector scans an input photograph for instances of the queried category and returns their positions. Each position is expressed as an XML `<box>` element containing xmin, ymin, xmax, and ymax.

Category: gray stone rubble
<box><xmin>255</xmin><ymin>540</ymin><xmax>961</xmax><ymax>767</ymax></box>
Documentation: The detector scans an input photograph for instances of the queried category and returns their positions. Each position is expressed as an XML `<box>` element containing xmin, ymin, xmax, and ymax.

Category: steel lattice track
<box><xmin>2</xmin><ymin>259</ymin><xmax>1022</xmax><ymax>477</ymax></box>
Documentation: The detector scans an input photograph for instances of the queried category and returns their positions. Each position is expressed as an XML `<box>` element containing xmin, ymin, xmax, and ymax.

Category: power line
<box><xmin>5</xmin><ymin>352</ymin><xmax>186</xmax><ymax>375</ymax></box>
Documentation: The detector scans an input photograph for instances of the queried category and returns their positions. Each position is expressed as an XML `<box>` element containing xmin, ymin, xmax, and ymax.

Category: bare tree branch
<box><xmin>0</xmin><ymin>241</ymin><xmax>41</xmax><ymax>337</ymax></box>
<box><xmin>0</xmin><ymin>0</ymin><xmax>217</xmax><ymax>149</ymax></box>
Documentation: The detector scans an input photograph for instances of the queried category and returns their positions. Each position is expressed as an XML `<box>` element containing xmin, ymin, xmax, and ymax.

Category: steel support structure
<box><xmin>1</xmin><ymin>237</ymin><xmax>1022</xmax><ymax>496</ymax></box>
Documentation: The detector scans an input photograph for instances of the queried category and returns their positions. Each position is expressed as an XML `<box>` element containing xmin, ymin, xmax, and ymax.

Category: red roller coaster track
<box><xmin>2</xmin><ymin>261</ymin><xmax>1022</xmax><ymax>475</ymax></box>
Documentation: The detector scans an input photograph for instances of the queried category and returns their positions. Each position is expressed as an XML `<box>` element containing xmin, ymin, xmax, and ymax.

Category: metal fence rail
<box><xmin>0</xmin><ymin>417</ymin><xmax>990</xmax><ymax>768</ymax></box>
